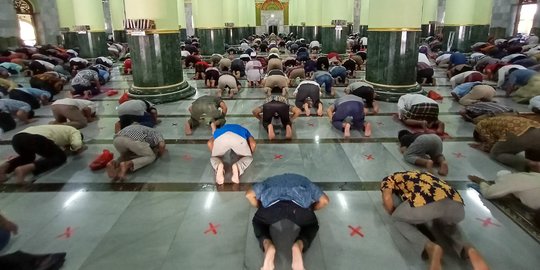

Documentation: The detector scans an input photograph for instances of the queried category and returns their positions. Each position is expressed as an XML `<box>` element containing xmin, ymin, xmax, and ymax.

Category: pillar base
<box><xmin>302</xmin><ymin>26</ymin><xmax>321</xmax><ymax>42</ymax></box>
<box><xmin>225</xmin><ymin>28</ymin><xmax>242</xmax><ymax>45</ymax></box>
<box><xmin>77</xmin><ymin>31</ymin><xmax>108</xmax><ymax>58</ymax></box>
<box><xmin>367</xmin><ymin>30</ymin><xmax>422</xmax><ymax>102</ymax></box>
<box><xmin>442</xmin><ymin>25</ymin><xmax>490</xmax><ymax>52</ymax></box>
<box><xmin>195</xmin><ymin>28</ymin><xmax>225</xmax><ymax>55</ymax></box>
<box><xmin>238</xmin><ymin>27</ymin><xmax>253</xmax><ymax>42</ymax></box>
<box><xmin>113</xmin><ymin>30</ymin><xmax>127</xmax><ymax>43</ymax></box>
<box><xmin>59</xmin><ymin>32</ymin><xmax>80</xmax><ymax>49</ymax></box>
<box><xmin>289</xmin><ymin>26</ymin><xmax>299</xmax><ymax>37</ymax></box>
<box><xmin>128</xmin><ymin>32</ymin><xmax>195</xmax><ymax>103</ymax></box>
<box><xmin>179</xmin><ymin>29</ymin><xmax>187</xmax><ymax>41</ymax></box>
<box><xmin>359</xmin><ymin>25</ymin><xmax>368</xmax><ymax>37</ymax></box>
<box><xmin>531</xmin><ymin>27</ymin><xmax>540</xmax><ymax>37</ymax></box>
<box><xmin>321</xmin><ymin>26</ymin><xmax>347</xmax><ymax>53</ymax></box>
<box><xmin>421</xmin><ymin>24</ymin><xmax>436</xmax><ymax>38</ymax></box>
<box><xmin>0</xmin><ymin>37</ymin><xmax>19</xmax><ymax>51</ymax></box>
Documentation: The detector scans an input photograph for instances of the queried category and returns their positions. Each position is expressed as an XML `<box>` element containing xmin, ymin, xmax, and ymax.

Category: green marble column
<box><xmin>237</xmin><ymin>27</ymin><xmax>251</xmax><ymax>41</ymax></box>
<box><xmin>128</xmin><ymin>32</ymin><xmax>195</xmax><ymax>103</ymax></box>
<box><xmin>489</xmin><ymin>27</ymin><xmax>507</xmax><ymax>39</ymax></box>
<box><xmin>195</xmin><ymin>28</ymin><xmax>225</xmax><ymax>55</ymax></box>
<box><xmin>421</xmin><ymin>23</ymin><xmax>436</xmax><ymax>37</ymax></box>
<box><xmin>359</xmin><ymin>25</ymin><xmax>368</xmax><ymax>37</ymax></box>
<box><xmin>60</xmin><ymin>31</ymin><xmax>80</xmax><ymax>49</ymax></box>
<box><xmin>442</xmin><ymin>25</ymin><xmax>490</xmax><ymax>52</ymax></box>
<box><xmin>289</xmin><ymin>26</ymin><xmax>298</xmax><ymax>36</ymax></box>
<box><xmin>77</xmin><ymin>32</ymin><xmax>109</xmax><ymax>58</ymax></box>
<box><xmin>225</xmin><ymin>28</ymin><xmax>235</xmax><ymax>45</ymax></box>
<box><xmin>113</xmin><ymin>30</ymin><xmax>128</xmax><ymax>43</ymax></box>
<box><xmin>179</xmin><ymin>29</ymin><xmax>187</xmax><ymax>40</ymax></box>
<box><xmin>0</xmin><ymin>37</ymin><xmax>19</xmax><ymax>51</ymax></box>
<box><xmin>302</xmin><ymin>26</ymin><xmax>321</xmax><ymax>42</ymax></box>
<box><xmin>321</xmin><ymin>26</ymin><xmax>347</xmax><ymax>53</ymax></box>
<box><xmin>366</xmin><ymin>31</ymin><xmax>423</xmax><ymax>102</ymax></box>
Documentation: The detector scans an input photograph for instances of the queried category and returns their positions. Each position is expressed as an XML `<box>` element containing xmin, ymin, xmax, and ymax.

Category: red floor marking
<box><xmin>204</xmin><ymin>223</ymin><xmax>220</xmax><ymax>235</ymax></box>
<box><xmin>307</xmin><ymin>122</ymin><xmax>315</xmax><ymax>127</ymax></box>
<box><xmin>56</xmin><ymin>227</ymin><xmax>74</xmax><ymax>239</ymax></box>
<box><xmin>453</xmin><ymin>152</ymin><xmax>465</xmax><ymax>158</ymax></box>
<box><xmin>364</xmin><ymin>154</ymin><xmax>375</xmax><ymax>160</ymax></box>
<box><xmin>182</xmin><ymin>154</ymin><xmax>193</xmax><ymax>161</ymax></box>
<box><xmin>348</xmin><ymin>225</ymin><xmax>364</xmax><ymax>237</ymax></box>
<box><xmin>274</xmin><ymin>154</ymin><xmax>284</xmax><ymax>160</ymax></box>
<box><xmin>376</xmin><ymin>121</ymin><xmax>384</xmax><ymax>126</ymax></box>
<box><xmin>476</xmin><ymin>217</ymin><xmax>501</xmax><ymax>227</ymax></box>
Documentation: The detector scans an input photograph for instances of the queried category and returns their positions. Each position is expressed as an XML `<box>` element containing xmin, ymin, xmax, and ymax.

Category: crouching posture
<box><xmin>253</xmin><ymin>95</ymin><xmax>301</xmax><ymax>140</ymax></box>
<box><xmin>245</xmin><ymin>173</ymin><xmax>329</xmax><ymax>270</ymax></box>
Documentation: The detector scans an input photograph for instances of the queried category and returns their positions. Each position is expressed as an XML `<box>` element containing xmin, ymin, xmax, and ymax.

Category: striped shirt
<box><xmin>116</xmin><ymin>124</ymin><xmax>164</xmax><ymax>148</ymax></box>
<box><xmin>465</xmin><ymin>102</ymin><xmax>515</xmax><ymax>119</ymax></box>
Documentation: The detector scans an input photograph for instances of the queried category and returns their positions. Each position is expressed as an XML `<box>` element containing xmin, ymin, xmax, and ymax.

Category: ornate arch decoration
<box><xmin>260</xmin><ymin>0</ymin><xmax>284</xmax><ymax>11</ymax></box>
<box><xmin>13</xmin><ymin>0</ymin><xmax>34</xmax><ymax>14</ymax></box>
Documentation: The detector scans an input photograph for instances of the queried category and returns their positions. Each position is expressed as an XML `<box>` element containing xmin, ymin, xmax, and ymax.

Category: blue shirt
<box><xmin>451</xmin><ymin>82</ymin><xmax>482</xmax><ymax>97</ymax></box>
<box><xmin>504</xmin><ymin>69</ymin><xmax>536</xmax><ymax>88</ymax></box>
<box><xmin>213</xmin><ymin>124</ymin><xmax>252</xmax><ymax>140</ymax></box>
<box><xmin>252</xmin><ymin>173</ymin><xmax>324</xmax><ymax>209</ymax></box>
<box><xmin>449</xmin><ymin>52</ymin><xmax>467</xmax><ymax>65</ymax></box>
<box><xmin>17</xmin><ymin>87</ymin><xmax>51</xmax><ymax>99</ymax></box>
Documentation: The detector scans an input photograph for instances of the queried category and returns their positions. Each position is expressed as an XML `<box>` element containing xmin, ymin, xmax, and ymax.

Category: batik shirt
<box><xmin>475</xmin><ymin>116</ymin><xmax>540</xmax><ymax>151</ymax></box>
<box><xmin>380</xmin><ymin>171</ymin><xmax>463</xmax><ymax>208</ymax></box>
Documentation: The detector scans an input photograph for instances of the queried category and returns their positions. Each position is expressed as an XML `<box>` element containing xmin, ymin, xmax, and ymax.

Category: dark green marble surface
<box><xmin>366</xmin><ymin>31</ymin><xmax>423</xmax><ymax>102</ymax></box>
<box><xmin>0</xmin><ymin>37</ymin><xmax>19</xmax><ymax>50</ymax></box>
<box><xmin>359</xmin><ymin>25</ymin><xmax>368</xmax><ymax>37</ymax></box>
<box><xmin>289</xmin><ymin>26</ymin><xmax>299</xmax><ymax>37</ymax></box>
<box><xmin>238</xmin><ymin>27</ymin><xmax>252</xmax><ymax>42</ymax></box>
<box><xmin>195</xmin><ymin>28</ymin><xmax>225</xmax><ymax>55</ymax></box>
<box><xmin>442</xmin><ymin>25</ymin><xmax>490</xmax><ymax>52</ymax></box>
<box><xmin>179</xmin><ymin>29</ymin><xmax>187</xmax><ymax>41</ymax></box>
<box><xmin>113</xmin><ymin>30</ymin><xmax>127</xmax><ymax>43</ymax></box>
<box><xmin>127</xmin><ymin>32</ymin><xmax>195</xmax><ymax>103</ymax></box>
<box><xmin>489</xmin><ymin>27</ymin><xmax>507</xmax><ymax>39</ymax></box>
<box><xmin>320</xmin><ymin>26</ymin><xmax>347</xmax><ymax>53</ymax></box>
<box><xmin>60</xmin><ymin>32</ymin><xmax>79</xmax><ymax>49</ymax></box>
<box><xmin>77</xmin><ymin>31</ymin><xmax>108</xmax><ymax>58</ymax></box>
<box><xmin>302</xmin><ymin>26</ymin><xmax>321</xmax><ymax>42</ymax></box>
<box><xmin>421</xmin><ymin>24</ymin><xmax>436</xmax><ymax>38</ymax></box>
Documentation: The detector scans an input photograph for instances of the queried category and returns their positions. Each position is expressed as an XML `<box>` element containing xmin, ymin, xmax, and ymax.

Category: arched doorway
<box><xmin>13</xmin><ymin>0</ymin><xmax>37</xmax><ymax>46</ymax></box>
<box><xmin>257</xmin><ymin>0</ymin><xmax>287</xmax><ymax>34</ymax></box>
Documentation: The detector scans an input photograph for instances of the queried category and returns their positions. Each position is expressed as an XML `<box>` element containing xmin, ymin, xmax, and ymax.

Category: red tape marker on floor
<box><xmin>56</xmin><ymin>227</ymin><xmax>74</xmax><ymax>239</ymax></box>
<box><xmin>364</xmin><ymin>154</ymin><xmax>374</xmax><ymax>160</ymax></box>
<box><xmin>348</xmin><ymin>225</ymin><xmax>364</xmax><ymax>237</ymax></box>
<box><xmin>476</xmin><ymin>217</ymin><xmax>501</xmax><ymax>227</ymax></box>
<box><xmin>452</xmin><ymin>152</ymin><xmax>465</xmax><ymax>159</ymax></box>
<box><xmin>274</xmin><ymin>154</ymin><xmax>283</xmax><ymax>160</ymax></box>
<box><xmin>204</xmin><ymin>223</ymin><xmax>220</xmax><ymax>235</ymax></box>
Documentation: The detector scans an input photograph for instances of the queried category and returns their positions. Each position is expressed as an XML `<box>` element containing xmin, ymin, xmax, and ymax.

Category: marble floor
<box><xmin>0</xmin><ymin>66</ymin><xmax>539</xmax><ymax>270</ymax></box>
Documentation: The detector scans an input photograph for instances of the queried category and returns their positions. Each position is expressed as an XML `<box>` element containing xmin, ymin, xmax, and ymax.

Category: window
<box><xmin>515</xmin><ymin>0</ymin><xmax>538</xmax><ymax>35</ymax></box>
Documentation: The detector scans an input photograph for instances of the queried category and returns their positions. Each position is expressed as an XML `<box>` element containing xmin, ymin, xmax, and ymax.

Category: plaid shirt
<box><xmin>116</xmin><ymin>124</ymin><xmax>164</xmax><ymax>148</ymax></box>
<box><xmin>465</xmin><ymin>102</ymin><xmax>515</xmax><ymax>119</ymax></box>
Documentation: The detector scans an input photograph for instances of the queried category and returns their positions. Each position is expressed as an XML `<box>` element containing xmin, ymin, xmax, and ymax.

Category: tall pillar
<box><xmin>110</xmin><ymin>0</ymin><xmax>127</xmax><ymax>42</ymax></box>
<box><xmin>288</xmin><ymin>0</ymin><xmax>298</xmax><ymax>36</ymax></box>
<box><xmin>443</xmin><ymin>0</ymin><xmax>493</xmax><ymax>52</ymax></box>
<box><xmin>244</xmin><ymin>0</ymin><xmax>257</xmax><ymax>36</ymax></box>
<box><xmin>359</xmin><ymin>0</ymin><xmax>370</xmax><ymax>37</ymax></box>
<box><xmin>73</xmin><ymin>0</ymin><xmax>108</xmax><ymax>57</ymax></box>
<box><xmin>223</xmin><ymin>0</ymin><xmax>239</xmax><ymax>45</ymax></box>
<box><xmin>303</xmin><ymin>0</ymin><xmax>322</xmax><ymax>42</ymax></box>
<box><xmin>295</xmin><ymin>0</ymin><xmax>307</xmax><ymax>38</ymax></box>
<box><xmin>125</xmin><ymin>0</ymin><xmax>195</xmax><ymax>103</ymax></box>
<box><xmin>366</xmin><ymin>0</ymin><xmax>423</xmax><ymax>102</ymax></box>
<box><xmin>490</xmin><ymin>0</ymin><xmax>515</xmax><ymax>38</ymax></box>
<box><xmin>421</xmin><ymin>0</ymin><xmax>438</xmax><ymax>37</ymax></box>
<box><xmin>193</xmin><ymin>0</ymin><xmax>225</xmax><ymax>54</ymax></box>
<box><xmin>177</xmin><ymin>0</ymin><xmax>187</xmax><ymax>40</ymax></box>
<box><xmin>531</xmin><ymin>1</ymin><xmax>540</xmax><ymax>36</ymax></box>
<box><xmin>0</xmin><ymin>0</ymin><xmax>20</xmax><ymax>50</ymax></box>
<box><xmin>321</xmin><ymin>0</ymin><xmax>349</xmax><ymax>53</ymax></box>
<box><xmin>56</xmin><ymin>0</ymin><xmax>77</xmax><ymax>48</ymax></box>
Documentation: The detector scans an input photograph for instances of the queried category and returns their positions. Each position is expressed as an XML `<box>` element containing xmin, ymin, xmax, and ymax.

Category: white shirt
<box><xmin>397</xmin><ymin>94</ymin><xmax>437</xmax><ymax>118</ymax></box>
<box><xmin>360</xmin><ymin>37</ymin><xmax>368</xmax><ymax>46</ymax></box>
<box><xmin>497</xmin><ymin>64</ymin><xmax>527</xmax><ymax>87</ymax></box>
<box><xmin>35</xmin><ymin>60</ymin><xmax>55</xmax><ymax>70</ymax></box>
<box><xmin>449</xmin><ymin>71</ymin><xmax>482</xmax><ymax>88</ymax></box>
<box><xmin>530</xmin><ymin>95</ymin><xmax>540</xmax><ymax>110</ymax></box>
<box><xmin>309</xmin><ymin>41</ymin><xmax>320</xmax><ymax>48</ymax></box>
<box><xmin>435</xmin><ymin>54</ymin><xmax>451</xmax><ymax>65</ymax></box>
<box><xmin>69</xmin><ymin>57</ymin><xmax>88</xmax><ymax>65</ymax></box>
<box><xmin>96</xmin><ymin>57</ymin><xmax>113</xmax><ymax>66</ymax></box>
<box><xmin>53</xmin><ymin>98</ymin><xmax>96</xmax><ymax>113</ymax></box>
<box><xmin>418</xmin><ymin>53</ymin><xmax>431</xmax><ymax>66</ymax></box>
<box><xmin>480</xmin><ymin>172</ymin><xmax>540</xmax><ymax>210</ymax></box>
<box><xmin>501</xmin><ymin>53</ymin><xmax>526</xmax><ymax>63</ymax></box>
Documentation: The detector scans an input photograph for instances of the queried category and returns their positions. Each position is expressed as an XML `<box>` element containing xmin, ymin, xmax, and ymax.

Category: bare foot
<box><xmin>425</xmin><ymin>242</ymin><xmax>443</xmax><ymax>270</ymax></box>
<box><xmin>261</xmin><ymin>239</ymin><xmax>276</xmax><ymax>270</ymax></box>
<box><xmin>285</xmin><ymin>125</ymin><xmax>292</xmax><ymax>140</ymax></box>
<box><xmin>468</xmin><ymin>175</ymin><xmax>486</xmax><ymax>184</ymax></box>
<box><xmin>14</xmin><ymin>167</ymin><xmax>30</xmax><ymax>184</ymax></box>
<box><xmin>117</xmin><ymin>161</ymin><xmax>131</xmax><ymax>181</ymax></box>
<box><xmin>343</xmin><ymin>123</ymin><xmax>351</xmax><ymax>138</ymax></box>
<box><xmin>317</xmin><ymin>107</ymin><xmax>323</xmax><ymax>116</ymax></box>
<box><xmin>291</xmin><ymin>241</ymin><xmax>305</xmax><ymax>270</ymax></box>
<box><xmin>268</xmin><ymin>124</ymin><xmax>275</xmax><ymax>140</ymax></box>
<box><xmin>364</xmin><ymin>122</ymin><xmax>372</xmax><ymax>137</ymax></box>
<box><xmin>303</xmin><ymin>103</ymin><xmax>310</xmax><ymax>116</ymax></box>
<box><xmin>106</xmin><ymin>161</ymin><xmax>119</xmax><ymax>181</ymax></box>
<box><xmin>438</xmin><ymin>160</ymin><xmax>449</xmax><ymax>176</ymax></box>
<box><xmin>426</xmin><ymin>160</ymin><xmax>434</xmax><ymax>174</ymax></box>
<box><xmin>184</xmin><ymin>121</ymin><xmax>193</xmax><ymax>135</ymax></box>
<box><xmin>215</xmin><ymin>163</ymin><xmax>225</xmax><ymax>185</ymax></box>
<box><xmin>466</xmin><ymin>247</ymin><xmax>490</xmax><ymax>270</ymax></box>
<box><xmin>231</xmin><ymin>163</ymin><xmax>240</xmax><ymax>184</ymax></box>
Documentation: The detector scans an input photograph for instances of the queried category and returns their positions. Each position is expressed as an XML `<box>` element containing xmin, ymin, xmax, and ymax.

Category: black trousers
<box><xmin>7</xmin><ymin>133</ymin><xmax>67</xmax><ymax>175</ymax></box>
<box><xmin>262</xmin><ymin>101</ymin><xmax>291</xmax><ymax>130</ymax></box>
<box><xmin>9</xmin><ymin>89</ymin><xmax>40</xmax><ymax>109</ymax></box>
<box><xmin>253</xmin><ymin>201</ymin><xmax>319</xmax><ymax>251</ymax></box>
<box><xmin>0</xmin><ymin>112</ymin><xmax>16</xmax><ymax>132</ymax></box>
